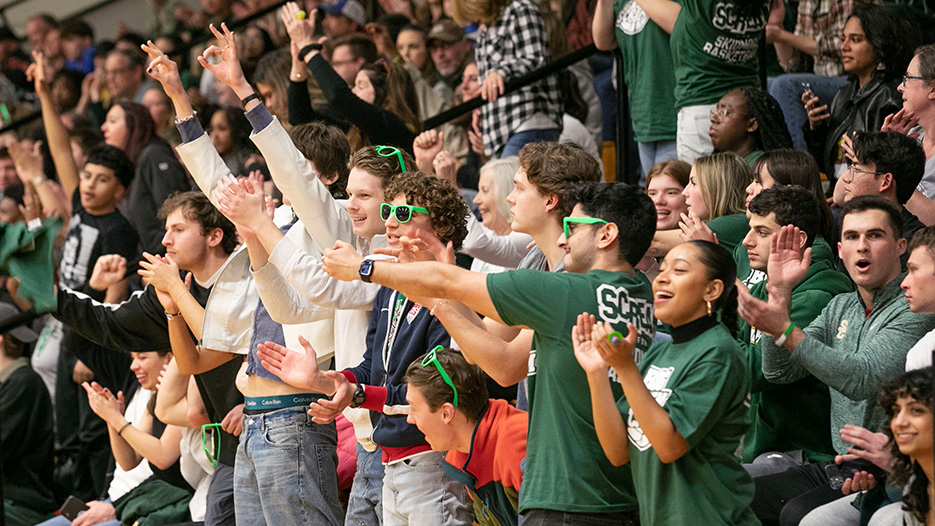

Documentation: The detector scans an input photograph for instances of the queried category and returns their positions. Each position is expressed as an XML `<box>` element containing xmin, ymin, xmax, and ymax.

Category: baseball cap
<box><xmin>0</xmin><ymin>303</ymin><xmax>38</xmax><ymax>344</ymax></box>
<box><xmin>321</xmin><ymin>0</ymin><xmax>368</xmax><ymax>28</ymax></box>
<box><xmin>427</xmin><ymin>19</ymin><xmax>466</xmax><ymax>46</ymax></box>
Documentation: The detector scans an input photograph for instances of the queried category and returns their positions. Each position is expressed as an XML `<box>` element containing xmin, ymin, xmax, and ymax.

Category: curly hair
<box><xmin>383</xmin><ymin>172</ymin><xmax>469</xmax><ymax>250</ymax></box>
<box><xmin>878</xmin><ymin>367</ymin><xmax>935</xmax><ymax>524</ymax></box>
<box><xmin>850</xmin><ymin>5</ymin><xmax>921</xmax><ymax>83</ymax></box>
<box><xmin>739</xmin><ymin>88</ymin><xmax>793</xmax><ymax>152</ymax></box>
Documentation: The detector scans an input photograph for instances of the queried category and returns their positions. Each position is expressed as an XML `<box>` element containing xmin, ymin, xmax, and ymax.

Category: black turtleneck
<box><xmin>669</xmin><ymin>315</ymin><xmax>718</xmax><ymax>344</ymax></box>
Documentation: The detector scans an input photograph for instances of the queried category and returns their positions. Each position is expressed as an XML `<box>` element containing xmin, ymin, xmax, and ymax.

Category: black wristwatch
<box><xmin>350</xmin><ymin>383</ymin><xmax>367</xmax><ymax>408</ymax></box>
<box><xmin>359</xmin><ymin>259</ymin><xmax>375</xmax><ymax>283</ymax></box>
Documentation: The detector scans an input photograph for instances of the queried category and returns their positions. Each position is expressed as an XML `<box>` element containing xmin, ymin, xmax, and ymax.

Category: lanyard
<box><xmin>381</xmin><ymin>292</ymin><xmax>408</xmax><ymax>377</ymax></box>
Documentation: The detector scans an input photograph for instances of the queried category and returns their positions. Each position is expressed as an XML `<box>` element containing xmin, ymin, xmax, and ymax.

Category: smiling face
<box><xmin>708</xmin><ymin>90</ymin><xmax>753</xmax><ymax>153</ymax></box>
<box><xmin>745</xmin><ymin>163</ymin><xmax>776</xmax><ymax>209</ymax></box>
<box><xmin>838</xmin><ymin>209</ymin><xmax>905</xmax><ymax>292</ymax></box>
<box><xmin>556</xmin><ymin>204</ymin><xmax>602</xmax><ymax>274</ymax></box>
<box><xmin>397</xmin><ymin>29</ymin><xmax>428</xmax><ymax>71</ymax></box>
<box><xmin>890</xmin><ymin>395</ymin><xmax>934</xmax><ymax>459</ymax></box>
<box><xmin>647</xmin><ymin>174</ymin><xmax>688</xmax><ymax>231</ymax></box>
<box><xmin>101</xmin><ymin>105</ymin><xmax>129</xmax><ymax>151</ymax></box>
<box><xmin>473</xmin><ymin>170</ymin><xmax>510</xmax><ymax>234</ymax></box>
<box><xmin>841</xmin><ymin>16</ymin><xmax>876</xmax><ymax>79</ymax></box>
<box><xmin>682</xmin><ymin>166</ymin><xmax>709</xmax><ymax>220</ymax></box>
<box><xmin>405</xmin><ymin>383</ymin><xmax>455</xmax><ymax>451</ymax></box>
<box><xmin>79</xmin><ymin>163</ymin><xmax>125</xmax><ymax>214</ymax></box>
<box><xmin>902</xmin><ymin>246</ymin><xmax>935</xmax><ymax>313</ymax></box>
<box><xmin>345</xmin><ymin>168</ymin><xmax>386</xmax><ymax>240</ymax></box>
<box><xmin>742</xmin><ymin>212</ymin><xmax>781</xmax><ymax>272</ymax></box>
<box><xmin>652</xmin><ymin>243</ymin><xmax>719</xmax><ymax>328</ymax></box>
<box><xmin>130</xmin><ymin>351</ymin><xmax>172</xmax><ymax>390</ymax></box>
<box><xmin>384</xmin><ymin>193</ymin><xmax>434</xmax><ymax>247</ymax></box>
<box><xmin>352</xmin><ymin>70</ymin><xmax>376</xmax><ymax>105</ymax></box>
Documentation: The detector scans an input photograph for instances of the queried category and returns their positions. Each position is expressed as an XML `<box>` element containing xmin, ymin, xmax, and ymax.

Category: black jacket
<box><xmin>804</xmin><ymin>75</ymin><xmax>902</xmax><ymax>182</ymax></box>
<box><xmin>55</xmin><ymin>284</ymin><xmax>243</xmax><ymax>466</ymax></box>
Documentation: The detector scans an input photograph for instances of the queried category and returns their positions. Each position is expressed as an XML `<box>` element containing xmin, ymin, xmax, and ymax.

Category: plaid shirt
<box><xmin>792</xmin><ymin>0</ymin><xmax>859</xmax><ymax>76</ymax></box>
<box><xmin>475</xmin><ymin>0</ymin><xmax>563</xmax><ymax>156</ymax></box>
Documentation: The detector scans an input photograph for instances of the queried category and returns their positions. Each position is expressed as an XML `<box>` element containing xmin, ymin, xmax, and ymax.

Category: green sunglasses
<box><xmin>201</xmin><ymin>423</ymin><xmax>221</xmax><ymax>468</ymax></box>
<box><xmin>421</xmin><ymin>345</ymin><xmax>458</xmax><ymax>407</ymax></box>
<box><xmin>374</xmin><ymin>145</ymin><xmax>407</xmax><ymax>173</ymax></box>
<box><xmin>563</xmin><ymin>217</ymin><xmax>608</xmax><ymax>239</ymax></box>
<box><xmin>381</xmin><ymin>203</ymin><xmax>429</xmax><ymax>223</ymax></box>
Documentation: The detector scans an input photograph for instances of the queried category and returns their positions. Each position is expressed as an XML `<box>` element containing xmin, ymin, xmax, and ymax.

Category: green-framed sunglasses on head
<box><xmin>422</xmin><ymin>345</ymin><xmax>458</xmax><ymax>407</ymax></box>
<box><xmin>374</xmin><ymin>145</ymin><xmax>407</xmax><ymax>174</ymax></box>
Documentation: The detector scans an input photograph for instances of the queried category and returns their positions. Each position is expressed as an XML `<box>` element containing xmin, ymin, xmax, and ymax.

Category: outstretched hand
<box><xmin>257</xmin><ymin>336</ymin><xmax>336</xmax><ymax>394</ymax></box>
<box><xmin>198</xmin><ymin>23</ymin><xmax>248</xmax><ymax>92</ymax></box>
<box><xmin>141</xmin><ymin>40</ymin><xmax>185</xmax><ymax>99</ymax></box>
<box><xmin>737</xmin><ymin>282</ymin><xmax>791</xmax><ymax>339</ymax></box>
<box><xmin>281</xmin><ymin>2</ymin><xmax>317</xmax><ymax>50</ymax></box>
<box><xmin>767</xmin><ymin>225</ymin><xmax>810</xmax><ymax>291</ymax></box>
<box><xmin>213</xmin><ymin>175</ymin><xmax>269</xmax><ymax>232</ymax></box>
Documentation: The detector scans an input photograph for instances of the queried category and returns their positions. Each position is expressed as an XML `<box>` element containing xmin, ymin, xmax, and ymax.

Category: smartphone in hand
<box><xmin>60</xmin><ymin>496</ymin><xmax>89</xmax><ymax>521</ymax></box>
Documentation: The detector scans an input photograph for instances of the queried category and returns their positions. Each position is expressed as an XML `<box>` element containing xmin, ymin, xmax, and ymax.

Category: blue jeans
<box><xmin>234</xmin><ymin>407</ymin><xmax>344</xmax><ymax>526</ymax></box>
<box><xmin>35</xmin><ymin>517</ymin><xmax>119</xmax><ymax>526</ymax></box>
<box><xmin>501</xmin><ymin>128</ymin><xmax>562</xmax><ymax>158</ymax></box>
<box><xmin>345</xmin><ymin>443</ymin><xmax>385</xmax><ymax>526</ymax></box>
<box><xmin>768</xmin><ymin>73</ymin><xmax>848</xmax><ymax>151</ymax></box>
<box><xmin>382</xmin><ymin>451</ymin><xmax>473</xmax><ymax>526</ymax></box>
<box><xmin>637</xmin><ymin>140</ymin><xmax>678</xmax><ymax>186</ymax></box>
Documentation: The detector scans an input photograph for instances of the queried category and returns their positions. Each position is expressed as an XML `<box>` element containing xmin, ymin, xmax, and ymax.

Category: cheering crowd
<box><xmin>3</xmin><ymin>0</ymin><xmax>935</xmax><ymax>525</ymax></box>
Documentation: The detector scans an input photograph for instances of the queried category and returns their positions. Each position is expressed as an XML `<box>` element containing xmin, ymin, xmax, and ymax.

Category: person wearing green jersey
<box><xmin>593</xmin><ymin>0</ymin><xmax>677</xmax><ymax>182</ymax></box>
<box><xmin>573</xmin><ymin>239</ymin><xmax>757</xmax><ymax>525</ymax></box>
<box><xmin>738</xmin><ymin>185</ymin><xmax>851</xmax><ymax>475</ymax></box>
<box><xmin>631</xmin><ymin>0</ymin><xmax>770</xmax><ymax>162</ymax></box>
<box><xmin>321</xmin><ymin>182</ymin><xmax>658</xmax><ymax>524</ymax></box>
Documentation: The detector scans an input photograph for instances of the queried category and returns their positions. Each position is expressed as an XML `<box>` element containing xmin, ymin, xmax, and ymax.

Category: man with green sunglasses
<box><xmin>323</xmin><ymin>182</ymin><xmax>658</xmax><ymax>524</ymax></box>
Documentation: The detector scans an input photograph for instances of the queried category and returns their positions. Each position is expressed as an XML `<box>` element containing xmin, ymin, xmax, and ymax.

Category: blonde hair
<box><xmin>693</xmin><ymin>152</ymin><xmax>749</xmax><ymax>220</ymax></box>
<box><xmin>479</xmin><ymin>156</ymin><xmax>520</xmax><ymax>224</ymax></box>
<box><xmin>451</xmin><ymin>0</ymin><xmax>511</xmax><ymax>25</ymax></box>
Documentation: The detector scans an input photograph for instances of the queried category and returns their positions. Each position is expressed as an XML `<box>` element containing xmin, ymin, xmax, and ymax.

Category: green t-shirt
<box><xmin>670</xmin><ymin>0</ymin><xmax>769</xmax><ymax>109</ymax></box>
<box><xmin>620</xmin><ymin>322</ymin><xmax>758</xmax><ymax>525</ymax></box>
<box><xmin>707</xmin><ymin>213</ymin><xmax>749</xmax><ymax>254</ymax></box>
<box><xmin>488</xmin><ymin>269</ymin><xmax>655</xmax><ymax>513</ymax></box>
<box><xmin>613</xmin><ymin>0</ymin><xmax>678</xmax><ymax>143</ymax></box>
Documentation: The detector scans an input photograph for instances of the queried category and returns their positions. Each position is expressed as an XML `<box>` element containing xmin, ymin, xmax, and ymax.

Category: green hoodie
<box><xmin>761</xmin><ymin>264</ymin><xmax>935</xmax><ymax>455</ymax></box>
<box><xmin>739</xmin><ymin>238</ymin><xmax>852</xmax><ymax>462</ymax></box>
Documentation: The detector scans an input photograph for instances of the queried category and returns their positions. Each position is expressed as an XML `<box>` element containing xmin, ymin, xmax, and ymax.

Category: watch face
<box><xmin>359</xmin><ymin>259</ymin><xmax>374</xmax><ymax>282</ymax></box>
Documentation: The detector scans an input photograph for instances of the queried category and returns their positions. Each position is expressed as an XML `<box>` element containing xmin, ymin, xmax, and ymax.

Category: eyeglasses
<box><xmin>374</xmin><ymin>145</ymin><xmax>407</xmax><ymax>173</ymax></box>
<box><xmin>844</xmin><ymin>163</ymin><xmax>883</xmax><ymax>179</ymax></box>
<box><xmin>201</xmin><ymin>423</ymin><xmax>221</xmax><ymax>468</ymax></box>
<box><xmin>563</xmin><ymin>217</ymin><xmax>608</xmax><ymax>239</ymax></box>
<box><xmin>381</xmin><ymin>203</ymin><xmax>429</xmax><ymax>223</ymax></box>
<box><xmin>421</xmin><ymin>345</ymin><xmax>458</xmax><ymax>407</ymax></box>
<box><xmin>902</xmin><ymin>74</ymin><xmax>926</xmax><ymax>87</ymax></box>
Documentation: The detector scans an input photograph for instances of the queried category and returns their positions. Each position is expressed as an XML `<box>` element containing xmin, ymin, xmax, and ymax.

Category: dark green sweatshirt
<box><xmin>738</xmin><ymin>238</ymin><xmax>852</xmax><ymax>462</ymax></box>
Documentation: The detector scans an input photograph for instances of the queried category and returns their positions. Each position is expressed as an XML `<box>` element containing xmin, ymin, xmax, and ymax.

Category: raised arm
<box><xmin>28</xmin><ymin>51</ymin><xmax>80</xmax><ymax>199</ymax></box>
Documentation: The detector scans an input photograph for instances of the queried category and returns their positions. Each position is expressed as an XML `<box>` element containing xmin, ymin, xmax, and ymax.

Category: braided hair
<box><xmin>740</xmin><ymin>88</ymin><xmax>793</xmax><ymax>152</ymax></box>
